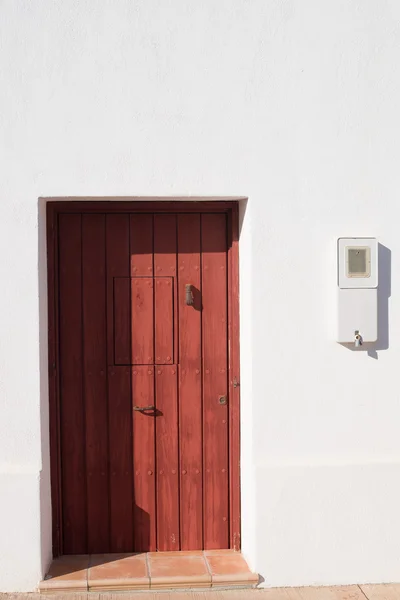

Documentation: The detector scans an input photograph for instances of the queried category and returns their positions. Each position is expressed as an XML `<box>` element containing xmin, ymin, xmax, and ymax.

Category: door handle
<box><xmin>133</xmin><ymin>405</ymin><xmax>155</xmax><ymax>411</ymax></box>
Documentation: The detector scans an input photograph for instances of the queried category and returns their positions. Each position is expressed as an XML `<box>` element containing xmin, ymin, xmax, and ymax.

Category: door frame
<box><xmin>46</xmin><ymin>200</ymin><xmax>241</xmax><ymax>556</ymax></box>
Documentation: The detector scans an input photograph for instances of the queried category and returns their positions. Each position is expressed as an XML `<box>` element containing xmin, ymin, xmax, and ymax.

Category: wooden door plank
<box><xmin>155</xmin><ymin>365</ymin><xmax>180</xmax><ymax>550</ymax></box>
<box><xmin>132</xmin><ymin>366</ymin><xmax>156</xmax><ymax>551</ymax></box>
<box><xmin>228</xmin><ymin>206</ymin><xmax>241</xmax><ymax>550</ymax></box>
<box><xmin>113</xmin><ymin>277</ymin><xmax>131</xmax><ymax>364</ymax></box>
<box><xmin>106</xmin><ymin>215</ymin><xmax>130</xmax><ymax>366</ymax></box>
<box><xmin>106</xmin><ymin>214</ymin><xmax>133</xmax><ymax>551</ymax></box>
<box><xmin>47</xmin><ymin>204</ymin><xmax>63</xmax><ymax>556</ymax></box>
<box><xmin>154</xmin><ymin>214</ymin><xmax>180</xmax><ymax>550</ymax></box>
<box><xmin>131</xmin><ymin>277</ymin><xmax>154</xmax><ymax>364</ymax></box>
<box><xmin>114</xmin><ymin>275</ymin><xmax>155</xmax><ymax>365</ymax></box>
<box><xmin>129</xmin><ymin>214</ymin><xmax>156</xmax><ymax>551</ymax></box>
<box><xmin>107</xmin><ymin>366</ymin><xmax>134</xmax><ymax>551</ymax></box>
<box><xmin>82</xmin><ymin>214</ymin><xmax>109</xmax><ymax>553</ymax></box>
<box><xmin>154</xmin><ymin>277</ymin><xmax>174</xmax><ymax>364</ymax></box>
<box><xmin>58</xmin><ymin>213</ymin><xmax>87</xmax><ymax>554</ymax></box>
<box><xmin>201</xmin><ymin>213</ymin><xmax>229</xmax><ymax>549</ymax></box>
<box><xmin>130</xmin><ymin>214</ymin><xmax>153</xmax><ymax>276</ymax></box>
<box><xmin>129</xmin><ymin>214</ymin><xmax>154</xmax><ymax>365</ymax></box>
<box><xmin>177</xmin><ymin>214</ymin><xmax>203</xmax><ymax>550</ymax></box>
<box><xmin>154</xmin><ymin>214</ymin><xmax>178</xmax><ymax>363</ymax></box>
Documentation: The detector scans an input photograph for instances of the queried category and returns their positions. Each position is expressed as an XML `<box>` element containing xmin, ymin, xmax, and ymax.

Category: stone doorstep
<box><xmin>39</xmin><ymin>551</ymin><xmax>259</xmax><ymax>593</ymax></box>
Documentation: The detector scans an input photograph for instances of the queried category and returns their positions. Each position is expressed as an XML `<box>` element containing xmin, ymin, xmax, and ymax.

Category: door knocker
<box><xmin>185</xmin><ymin>284</ymin><xmax>194</xmax><ymax>306</ymax></box>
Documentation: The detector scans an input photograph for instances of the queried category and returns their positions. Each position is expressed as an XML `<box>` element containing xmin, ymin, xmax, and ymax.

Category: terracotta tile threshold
<box><xmin>39</xmin><ymin>550</ymin><xmax>259</xmax><ymax>593</ymax></box>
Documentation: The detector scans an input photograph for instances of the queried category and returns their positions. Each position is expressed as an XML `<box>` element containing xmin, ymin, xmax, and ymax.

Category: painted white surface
<box><xmin>0</xmin><ymin>470</ymin><xmax>43</xmax><ymax>591</ymax></box>
<box><xmin>338</xmin><ymin>288</ymin><xmax>378</xmax><ymax>343</ymax></box>
<box><xmin>1</xmin><ymin>0</ymin><xmax>400</xmax><ymax>591</ymax></box>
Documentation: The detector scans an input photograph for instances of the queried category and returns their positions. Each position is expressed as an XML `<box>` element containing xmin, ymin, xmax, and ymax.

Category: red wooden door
<box><xmin>52</xmin><ymin>206</ymin><xmax>237</xmax><ymax>555</ymax></box>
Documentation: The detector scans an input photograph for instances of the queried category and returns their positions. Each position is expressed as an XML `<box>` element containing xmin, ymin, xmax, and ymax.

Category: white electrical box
<box><xmin>337</xmin><ymin>238</ymin><xmax>378</xmax><ymax>344</ymax></box>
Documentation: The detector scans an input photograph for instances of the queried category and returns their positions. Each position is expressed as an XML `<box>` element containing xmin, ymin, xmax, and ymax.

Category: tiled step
<box><xmin>39</xmin><ymin>550</ymin><xmax>259</xmax><ymax>593</ymax></box>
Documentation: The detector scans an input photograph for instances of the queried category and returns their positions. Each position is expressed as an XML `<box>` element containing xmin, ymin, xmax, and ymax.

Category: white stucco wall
<box><xmin>1</xmin><ymin>0</ymin><xmax>400</xmax><ymax>591</ymax></box>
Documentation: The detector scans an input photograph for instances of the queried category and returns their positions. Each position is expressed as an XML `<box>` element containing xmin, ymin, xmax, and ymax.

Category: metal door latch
<box><xmin>133</xmin><ymin>405</ymin><xmax>155</xmax><ymax>411</ymax></box>
<box><xmin>218</xmin><ymin>395</ymin><xmax>227</xmax><ymax>405</ymax></box>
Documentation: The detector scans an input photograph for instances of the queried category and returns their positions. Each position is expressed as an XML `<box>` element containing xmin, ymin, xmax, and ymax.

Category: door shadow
<box><xmin>191</xmin><ymin>285</ymin><xmax>202</xmax><ymax>311</ymax></box>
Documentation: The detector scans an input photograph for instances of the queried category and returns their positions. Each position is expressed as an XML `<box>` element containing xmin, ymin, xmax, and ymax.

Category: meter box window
<box><xmin>346</xmin><ymin>247</ymin><xmax>370</xmax><ymax>278</ymax></box>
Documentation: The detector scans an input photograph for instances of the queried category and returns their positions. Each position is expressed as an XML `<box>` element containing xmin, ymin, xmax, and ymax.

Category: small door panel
<box><xmin>113</xmin><ymin>276</ymin><xmax>174</xmax><ymax>365</ymax></box>
<box><xmin>154</xmin><ymin>214</ymin><xmax>178</xmax><ymax>364</ymax></box>
<box><xmin>130</xmin><ymin>277</ymin><xmax>154</xmax><ymax>365</ymax></box>
<box><xmin>154</xmin><ymin>277</ymin><xmax>174</xmax><ymax>364</ymax></box>
<box><xmin>114</xmin><ymin>277</ymin><xmax>154</xmax><ymax>365</ymax></box>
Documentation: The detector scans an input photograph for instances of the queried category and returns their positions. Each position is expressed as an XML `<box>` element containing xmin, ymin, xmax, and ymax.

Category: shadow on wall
<box><xmin>342</xmin><ymin>243</ymin><xmax>391</xmax><ymax>359</ymax></box>
<box><xmin>238</xmin><ymin>198</ymin><xmax>248</xmax><ymax>237</ymax></box>
<box><xmin>375</xmin><ymin>243</ymin><xmax>391</xmax><ymax>352</ymax></box>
